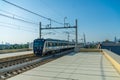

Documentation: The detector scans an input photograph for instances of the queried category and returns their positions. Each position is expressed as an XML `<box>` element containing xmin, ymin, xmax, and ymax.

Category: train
<box><xmin>33</xmin><ymin>38</ymin><xmax>75</xmax><ymax>56</ymax></box>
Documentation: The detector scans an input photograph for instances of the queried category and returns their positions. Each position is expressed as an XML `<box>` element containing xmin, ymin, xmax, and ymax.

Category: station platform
<box><xmin>7</xmin><ymin>52</ymin><xmax>120</xmax><ymax>80</ymax></box>
<box><xmin>0</xmin><ymin>51</ymin><xmax>33</xmax><ymax>59</ymax></box>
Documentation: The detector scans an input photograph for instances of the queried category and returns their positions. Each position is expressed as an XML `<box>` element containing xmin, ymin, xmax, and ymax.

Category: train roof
<box><xmin>34</xmin><ymin>38</ymin><xmax>74</xmax><ymax>43</ymax></box>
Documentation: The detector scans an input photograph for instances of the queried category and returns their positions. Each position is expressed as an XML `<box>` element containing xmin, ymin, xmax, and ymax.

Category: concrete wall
<box><xmin>79</xmin><ymin>48</ymin><xmax>102</xmax><ymax>52</ymax></box>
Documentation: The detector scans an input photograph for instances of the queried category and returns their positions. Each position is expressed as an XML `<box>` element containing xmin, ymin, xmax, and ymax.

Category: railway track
<box><xmin>0</xmin><ymin>56</ymin><xmax>39</xmax><ymax>69</ymax></box>
<box><xmin>0</xmin><ymin>54</ymin><xmax>38</xmax><ymax>80</ymax></box>
<box><xmin>0</xmin><ymin>49</ymin><xmax>73</xmax><ymax>80</ymax></box>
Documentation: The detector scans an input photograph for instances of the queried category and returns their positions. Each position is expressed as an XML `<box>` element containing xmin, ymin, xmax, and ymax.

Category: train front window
<box><xmin>34</xmin><ymin>41</ymin><xmax>44</xmax><ymax>47</ymax></box>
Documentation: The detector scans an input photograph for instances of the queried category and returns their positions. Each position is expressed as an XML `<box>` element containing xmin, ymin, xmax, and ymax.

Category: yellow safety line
<box><xmin>102</xmin><ymin>50</ymin><xmax>120</xmax><ymax>74</ymax></box>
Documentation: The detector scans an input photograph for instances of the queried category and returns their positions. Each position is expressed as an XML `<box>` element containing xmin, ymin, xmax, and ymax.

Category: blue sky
<box><xmin>0</xmin><ymin>0</ymin><xmax>120</xmax><ymax>44</ymax></box>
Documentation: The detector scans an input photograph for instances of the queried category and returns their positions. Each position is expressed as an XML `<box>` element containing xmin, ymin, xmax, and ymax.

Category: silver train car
<box><xmin>33</xmin><ymin>38</ymin><xmax>75</xmax><ymax>56</ymax></box>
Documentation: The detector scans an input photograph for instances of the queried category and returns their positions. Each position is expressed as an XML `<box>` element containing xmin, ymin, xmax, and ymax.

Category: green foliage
<box><xmin>0</xmin><ymin>43</ymin><xmax>29</xmax><ymax>50</ymax></box>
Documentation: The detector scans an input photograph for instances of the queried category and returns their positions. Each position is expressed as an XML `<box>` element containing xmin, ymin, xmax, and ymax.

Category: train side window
<box><xmin>54</xmin><ymin>42</ymin><xmax>56</xmax><ymax>46</ymax></box>
<box><xmin>47</xmin><ymin>42</ymin><xmax>49</xmax><ymax>47</ymax></box>
<box><xmin>58</xmin><ymin>43</ymin><xmax>59</xmax><ymax>46</ymax></box>
<box><xmin>56</xmin><ymin>43</ymin><xmax>57</xmax><ymax>46</ymax></box>
<box><xmin>62</xmin><ymin>43</ymin><xmax>64</xmax><ymax>46</ymax></box>
<box><xmin>50</xmin><ymin>42</ymin><xmax>52</xmax><ymax>46</ymax></box>
<box><xmin>65</xmin><ymin>43</ymin><xmax>67</xmax><ymax>46</ymax></box>
<box><xmin>59</xmin><ymin>42</ymin><xmax>61</xmax><ymax>46</ymax></box>
<box><xmin>52</xmin><ymin>42</ymin><xmax>55</xmax><ymax>47</ymax></box>
<box><xmin>57</xmin><ymin>42</ymin><xmax>59</xmax><ymax>46</ymax></box>
<box><xmin>63</xmin><ymin>43</ymin><xmax>65</xmax><ymax>46</ymax></box>
<box><xmin>48</xmin><ymin>42</ymin><xmax>51</xmax><ymax>47</ymax></box>
<box><xmin>55</xmin><ymin>42</ymin><xmax>57</xmax><ymax>46</ymax></box>
<box><xmin>60</xmin><ymin>43</ymin><xmax>62</xmax><ymax>46</ymax></box>
<box><xmin>64</xmin><ymin>43</ymin><xmax>66</xmax><ymax>46</ymax></box>
<box><xmin>52</xmin><ymin>42</ymin><xmax>54</xmax><ymax>47</ymax></box>
<box><xmin>45</xmin><ymin>42</ymin><xmax>47</xmax><ymax>47</ymax></box>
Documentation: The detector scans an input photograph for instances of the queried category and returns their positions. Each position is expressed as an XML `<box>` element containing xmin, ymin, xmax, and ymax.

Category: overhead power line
<box><xmin>0</xmin><ymin>9</ymin><xmax>38</xmax><ymax>25</ymax></box>
<box><xmin>0</xmin><ymin>24</ymin><xmax>38</xmax><ymax>33</ymax></box>
<box><xmin>2</xmin><ymin>0</ymin><xmax>64</xmax><ymax>25</ymax></box>
<box><xmin>0</xmin><ymin>10</ymin><xmax>47</xmax><ymax>27</ymax></box>
<box><xmin>0</xmin><ymin>13</ymin><xmax>38</xmax><ymax>25</ymax></box>
<box><xmin>0</xmin><ymin>21</ymin><xmax>38</xmax><ymax>30</ymax></box>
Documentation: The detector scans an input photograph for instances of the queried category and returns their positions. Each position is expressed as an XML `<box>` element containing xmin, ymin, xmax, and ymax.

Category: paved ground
<box><xmin>103</xmin><ymin>49</ymin><xmax>120</xmax><ymax>64</ymax></box>
<box><xmin>7</xmin><ymin>52</ymin><xmax>120</xmax><ymax>80</ymax></box>
<box><xmin>0</xmin><ymin>51</ymin><xmax>33</xmax><ymax>59</ymax></box>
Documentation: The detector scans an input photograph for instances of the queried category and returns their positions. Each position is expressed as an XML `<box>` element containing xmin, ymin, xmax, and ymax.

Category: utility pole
<box><xmin>75</xmin><ymin>19</ymin><xmax>78</xmax><ymax>45</ymax></box>
<box><xmin>68</xmin><ymin>33</ymin><xmax>70</xmax><ymax>42</ymax></box>
<box><xmin>83</xmin><ymin>33</ymin><xmax>86</xmax><ymax>46</ymax></box>
<box><xmin>39</xmin><ymin>22</ymin><xmax>41</xmax><ymax>39</ymax></box>
<box><xmin>75</xmin><ymin>19</ymin><xmax>79</xmax><ymax>52</ymax></box>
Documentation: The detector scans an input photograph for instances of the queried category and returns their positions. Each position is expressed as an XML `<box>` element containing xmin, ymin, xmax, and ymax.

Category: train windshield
<box><xmin>34</xmin><ymin>40</ymin><xmax>44</xmax><ymax>47</ymax></box>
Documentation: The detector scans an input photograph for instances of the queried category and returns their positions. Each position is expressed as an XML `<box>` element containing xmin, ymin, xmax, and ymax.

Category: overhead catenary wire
<box><xmin>0</xmin><ymin>21</ymin><xmax>38</xmax><ymax>30</ymax></box>
<box><xmin>0</xmin><ymin>12</ymin><xmax>51</xmax><ymax>33</ymax></box>
<box><xmin>0</xmin><ymin>9</ymin><xmax>39</xmax><ymax>25</ymax></box>
<box><xmin>0</xmin><ymin>9</ymin><xmax>49</xmax><ymax>27</ymax></box>
<box><xmin>0</xmin><ymin>13</ymin><xmax>38</xmax><ymax>25</ymax></box>
<box><xmin>2</xmin><ymin>0</ymin><xmax>64</xmax><ymax>25</ymax></box>
<box><xmin>0</xmin><ymin>11</ymin><xmax>47</xmax><ymax>27</ymax></box>
<box><xmin>0</xmin><ymin>24</ymin><xmax>38</xmax><ymax>33</ymax></box>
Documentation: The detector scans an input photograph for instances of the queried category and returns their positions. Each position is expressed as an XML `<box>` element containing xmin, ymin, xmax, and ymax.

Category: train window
<box><xmin>55</xmin><ymin>43</ymin><xmax>57</xmax><ymax>46</ymax></box>
<box><xmin>59</xmin><ymin>43</ymin><xmax>60</xmax><ymax>46</ymax></box>
<box><xmin>53</xmin><ymin>42</ymin><xmax>56</xmax><ymax>46</ymax></box>
<box><xmin>55</xmin><ymin>42</ymin><xmax>57</xmax><ymax>46</ymax></box>
<box><xmin>63</xmin><ymin>43</ymin><xmax>65</xmax><ymax>46</ymax></box>
<box><xmin>56</xmin><ymin>42</ymin><xmax>57</xmax><ymax>46</ymax></box>
<box><xmin>34</xmin><ymin>41</ymin><xmax>44</xmax><ymax>47</ymax></box>
<box><xmin>64</xmin><ymin>43</ymin><xmax>66</xmax><ymax>46</ymax></box>
<box><xmin>62</xmin><ymin>43</ymin><xmax>64</xmax><ymax>46</ymax></box>
<box><xmin>46</xmin><ymin>42</ymin><xmax>48</xmax><ymax>47</ymax></box>
<box><xmin>53</xmin><ymin>43</ymin><xmax>55</xmax><ymax>46</ymax></box>
<box><xmin>48</xmin><ymin>42</ymin><xmax>50</xmax><ymax>47</ymax></box>
<box><xmin>52</xmin><ymin>42</ymin><xmax>54</xmax><ymax>46</ymax></box>
<box><xmin>57</xmin><ymin>43</ymin><xmax>59</xmax><ymax>46</ymax></box>
<box><xmin>50</xmin><ymin>43</ymin><xmax>52</xmax><ymax>46</ymax></box>
<box><xmin>58</xmin><ymin>43</ymin><xmax>60</xmax><ymax>46</ymax></box>
<box><xmin>45</xmin><ymin>42</ymin><xmax>47</xmax><ymax>47</ymax></box>
<box><xmin>60</xmin><ymin>43</ymin><xmax>62</xmax><ymax>46</ymax></box>
<box><xmin>48</xmin><ymin>42</ymin><xmax>52</xmax><ymax>47</ymax></box>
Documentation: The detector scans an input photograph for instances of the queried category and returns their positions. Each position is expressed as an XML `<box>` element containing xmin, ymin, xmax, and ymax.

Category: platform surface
<box><xmin>7</xmin><ymin>52</ymin><xmax>120</xmax><ymax>80</ymax></box>
<box><xmin>0</xmin><ymin>51</ymin><xmax>33</xmax><ymax>59</ymax></box>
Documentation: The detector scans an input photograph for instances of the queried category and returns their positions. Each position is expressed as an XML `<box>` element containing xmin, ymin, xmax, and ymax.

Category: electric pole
<box><xmin>68</xmin><ymin>33</ymin><xmax>70</xmax><ymax>42</ymax></box>
<box><xmin>39</xmin><ymin>22</ymin><xmax>41</xmax><ymax>39</ymax></box>
<box><xmin>74</xmin><ymin>19</ymin><xmax>79</xmax><ymax>52</ymax></box>
<box><xmin>75</xmin><ymin>19</ymin><xmax>78</xmax><ymax>46</ymax></box>
<box><xmin>83</xmin><ymin>33</ymin><xmax>86</xmax><ymax>46</ymax></box>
